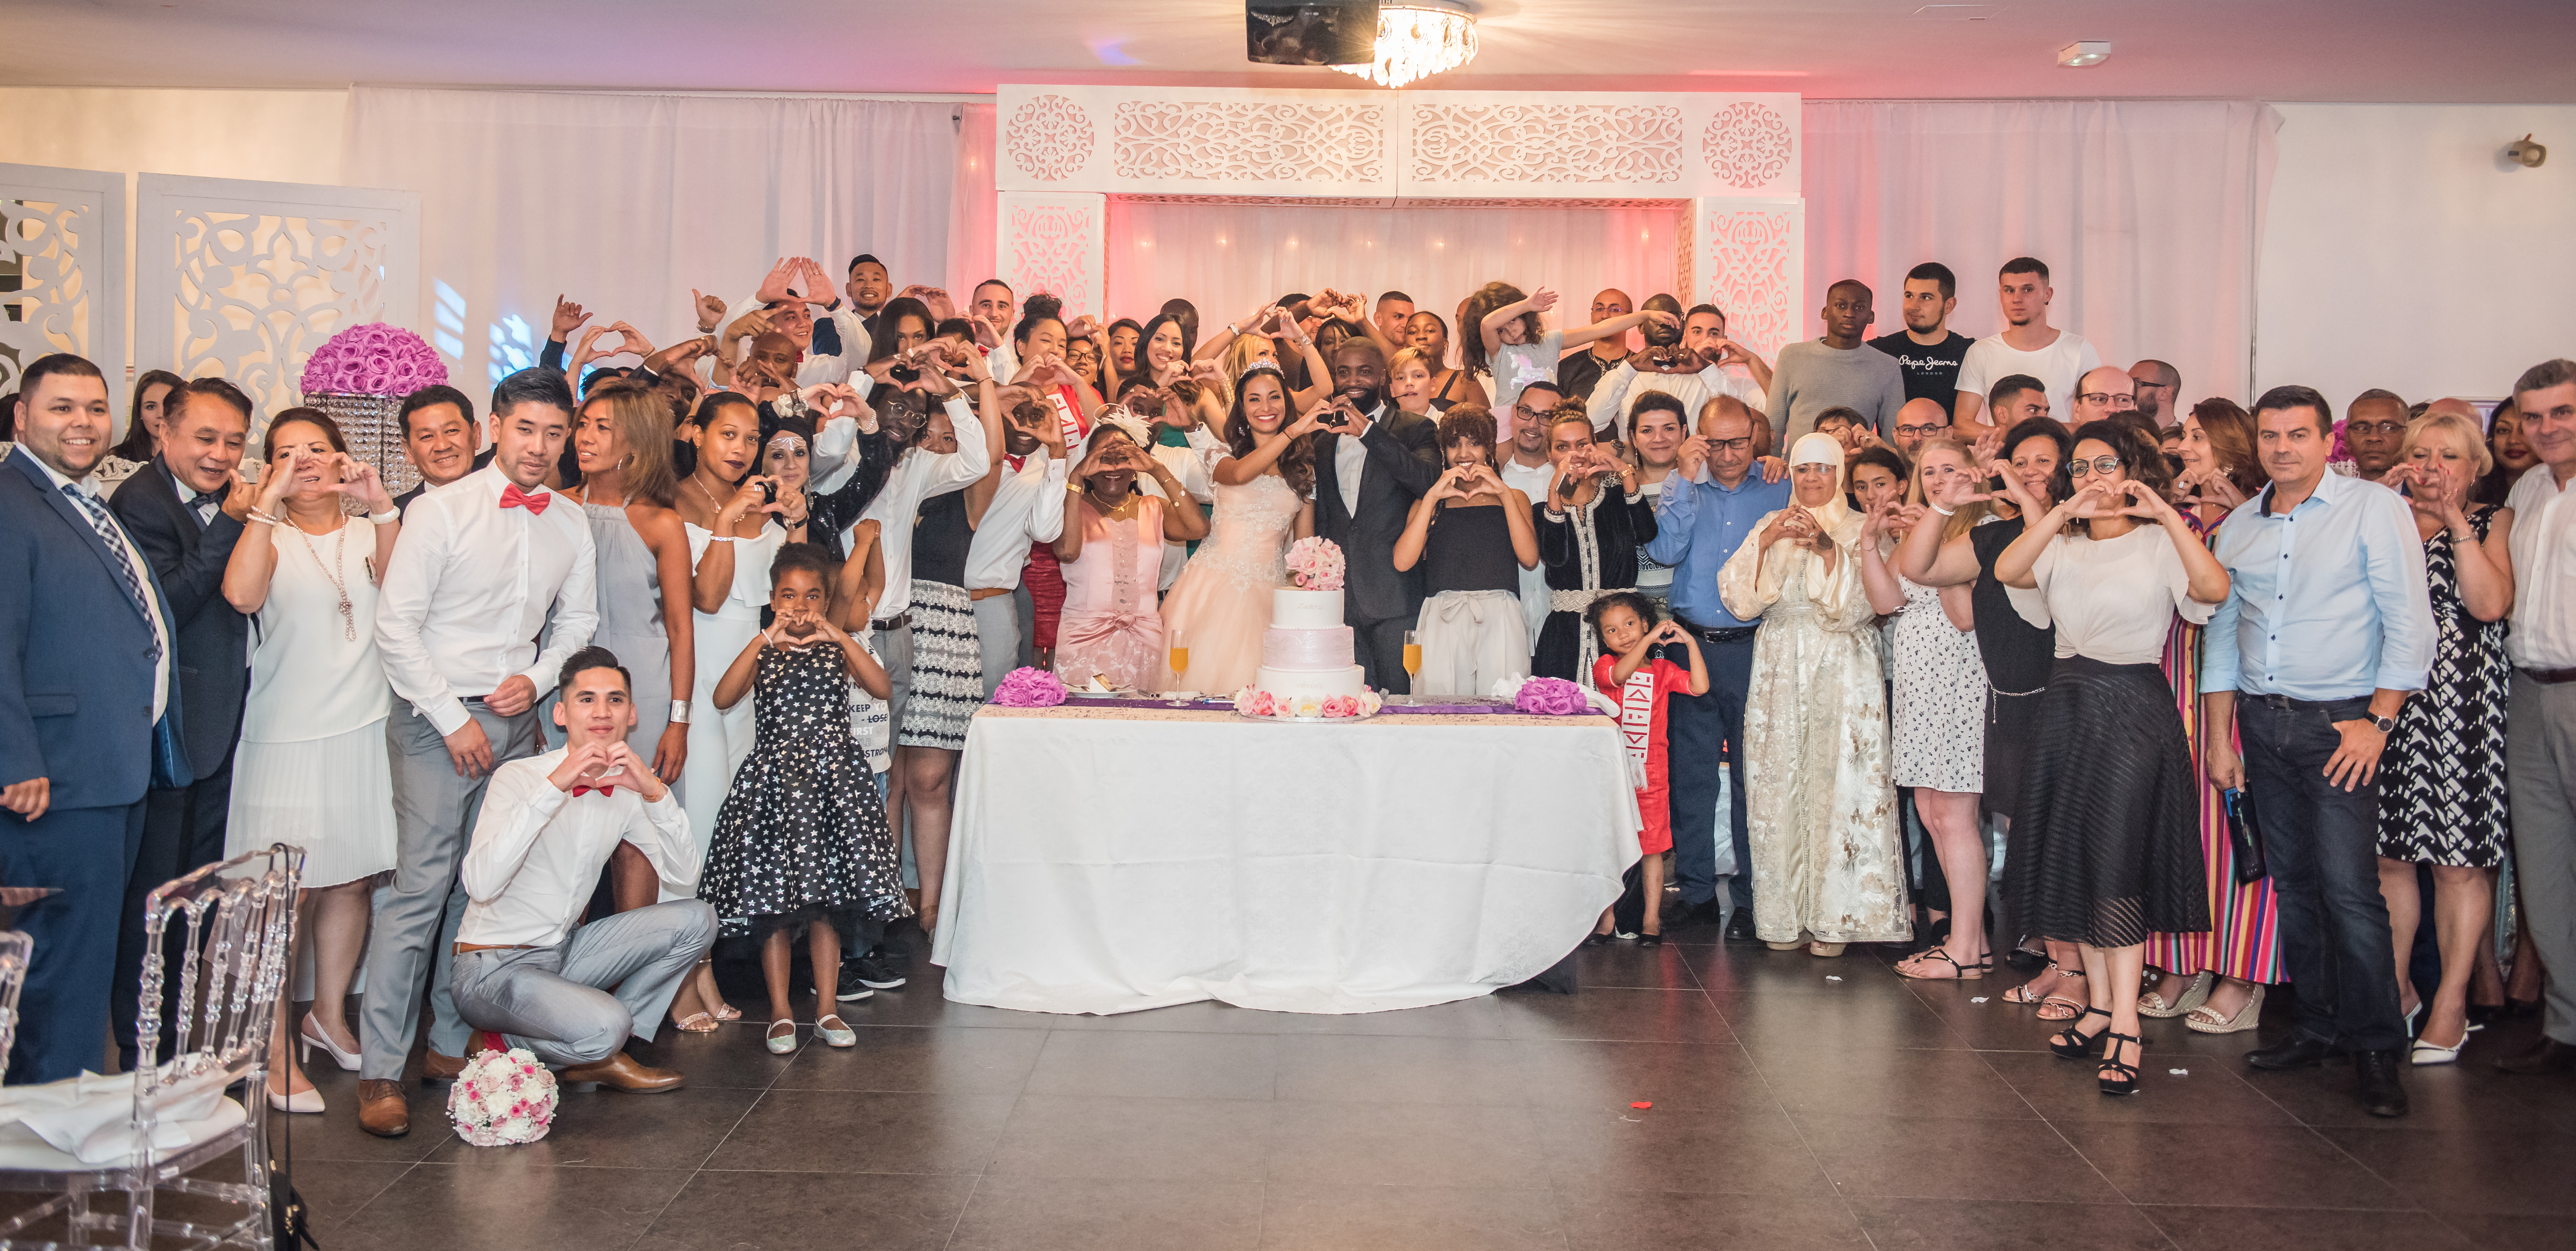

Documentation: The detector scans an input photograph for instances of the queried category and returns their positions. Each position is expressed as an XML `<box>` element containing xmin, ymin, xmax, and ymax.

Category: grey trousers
<box><xmin>361</xmin><ymin>701</ymin><xmax>541</xmax><ymax>1080</ymax></box>
<box><xmin>2508</xmin><ymin>673</ymin><xmax>2576</xmax><ymax>1046</ymax></box>
<box><xmin>873</xmin><ymin>621</ymin><xmax>915</xmax><ymax>736</ymax></box>
<box><xmin>450</xmin><ymin>900</ymin><xmax>717</xmax><ymax>1066</ymax></box>
<box><xmin>973</xmin><ymin>590</ymin><xmax>1021</xmax><ymax>699</ymax></box>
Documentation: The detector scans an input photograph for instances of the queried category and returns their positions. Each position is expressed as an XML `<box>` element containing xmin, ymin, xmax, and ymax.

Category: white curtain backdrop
<box><xmin>345</xmin><ymin>87</ymin><xmax>961</xmax><ymax>390</ymax></box>
<box><xmin>1104</xmin><ymin>200</ymin><xmax>1682</xmax><ymax>369</ymax></box>
<box><xmin>1803</xmin><ymin>100</ymin><xmax>2278</xmax><ymax>406</ymax></box>
<box><xmin>946</xmin><ymin>102</ymin><xmax>998</xmax><ymax>297</ymax></box>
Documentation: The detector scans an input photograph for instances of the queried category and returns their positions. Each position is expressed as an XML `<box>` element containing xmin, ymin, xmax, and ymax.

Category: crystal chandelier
<box><xmin>1334</xmin><ymin>2</ymin><xmax>1479</xmax><ymax>89</ymax></box>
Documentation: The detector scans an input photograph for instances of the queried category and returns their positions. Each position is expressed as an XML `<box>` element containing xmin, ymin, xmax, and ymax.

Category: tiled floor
<box><xmin>86</xmin><ymin>926</ymin><xmax>2576</xmax><ymax>1249</ymax></box>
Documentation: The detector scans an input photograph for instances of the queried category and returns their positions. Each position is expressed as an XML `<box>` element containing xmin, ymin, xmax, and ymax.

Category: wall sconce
<box><xmin>2506</xmin><ymin>134</ymin><xmax>2547</xmax><ymax>168</ymax></box>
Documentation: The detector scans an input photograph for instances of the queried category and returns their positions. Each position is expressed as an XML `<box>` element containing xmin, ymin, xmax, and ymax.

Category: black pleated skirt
<box><xmin>2004</xmin><ymin>655</ymin><xmax>2210</xmax><ymax>949</ymax></box>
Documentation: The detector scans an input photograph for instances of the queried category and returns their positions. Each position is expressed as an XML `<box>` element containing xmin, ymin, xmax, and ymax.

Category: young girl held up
<box><xmin>697</xmin><ymin>544</ymin><xmax>912</xmax><ymax>1055</ymax></box>
<box><xmin>1585</xmin><ymin>591</ymin><xmax>1709</xmax><ymax>946</ymax></box>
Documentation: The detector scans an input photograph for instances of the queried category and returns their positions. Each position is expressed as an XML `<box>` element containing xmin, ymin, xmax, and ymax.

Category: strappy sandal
<box><xmin>2098</xmin><ymin>1032</ymin><xmax>2142</xmax><ymax>1096</ymax></box>
<box><xmin>672</xmin><ymin>1011</ymin><xmax>718</xmax><ymax>1034</ymax></box>
<box><xmin>2049</xmin><ymin>1005</ymin><xmax>2113</xmax><ymax>1059</ymax></box>
<box><xmin>2001</xmin><ymin>959</ymin><xmax>2065</xmax><ymax>1003</ymax></box>
<box><xmin>1897</xmin><ymin>949</ymin><xmax>1986</xmax><ymax>981</ymax></box>
<box><xmin>712</xmin><ymin>1004</ymin><xmax>743</xmax><ymax>1022</ymax></box>
<box><xmin>2004</xmin><ymin>962</ymin><xmax>2089</xmax><ymax>1020</ymax></box>
<box><xmin>2139</xmin><ymin>969</ymin><xmax>2214</xmax><ymax>1019</ymax></box>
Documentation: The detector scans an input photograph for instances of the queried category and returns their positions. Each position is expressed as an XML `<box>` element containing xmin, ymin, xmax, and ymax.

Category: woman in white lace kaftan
<box><xmin>1719</xmin><ymin>432</ymin><xmax>1911</xmax><ymax>956</ymax></box>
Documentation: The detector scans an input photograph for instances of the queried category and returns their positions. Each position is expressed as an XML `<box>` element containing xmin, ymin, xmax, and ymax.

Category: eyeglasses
<box><xmin>1894</xmin><ymin>423</ymin><xmax>1949</xmax><ymax>437</ymax></box>
<box><xmin>1513</xmin><ymin>403</ymin><xmax>1547</xmax><ymax>419</ymax></box>
<box><xmin>2347</xmin><ymin>420</ymin><xmax>2409</xmax><ymax>436</ymax></box>
<box><xmin>2067</xmin><ymin>456</ymin><xmax>2126</xmax><ymax>476</ymax></box>
<box><xmin>2077</xmin><ymin>392</ymin><xmax>2138</xmax><ymax>408</ymax></box>
<box><xmin>1704</xmin><ymin>436</ymin><xmax>1753</xmax><ymax>451</ymax></box>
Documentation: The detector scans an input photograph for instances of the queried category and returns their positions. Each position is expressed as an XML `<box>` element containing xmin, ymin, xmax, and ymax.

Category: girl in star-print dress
<box><xmin>698</xmin><ymin>544</ymin><xmax>912</xmax><ymax>1054</ymax></box>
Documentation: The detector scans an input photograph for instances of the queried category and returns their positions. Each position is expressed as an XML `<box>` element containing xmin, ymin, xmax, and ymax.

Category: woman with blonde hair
<box><xmin>1722</xmin><ymin>432</ymin><xmax>1909</xmax><ymax>956</ymax></box>
<box><xmin>2373</xmin><ymin>409</ymin><xmax>2515</xmax><ymax>1064</ymax></box>
<box><xmin>1864</xmin><ymin>437</ymin><xmax>1993</xmax><ymax>979</ymax></box>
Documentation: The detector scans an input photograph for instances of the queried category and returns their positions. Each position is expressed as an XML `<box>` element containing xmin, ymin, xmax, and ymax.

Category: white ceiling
<box><xmin>9</xmin><ymin>0</ymin><xmax>2575</xmax><ymax>102</ymax></box>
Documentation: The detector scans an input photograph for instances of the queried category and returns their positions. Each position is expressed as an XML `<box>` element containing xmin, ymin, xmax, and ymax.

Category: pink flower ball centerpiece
<box><xmin>300</xmin><ymin>322</ymin><xmax>447</xmax><ymax>399</ymax></box>
<box><xmin>991</xmin><ymin>666</ymin><xmax>1068</xmax><ymax>708</ymax></box>
<box><xmin>1513</xmin><ymin>677</ymin><xmax>1590</xmax><ymax>716</ymax></box>
<box><xmin>447</xmin><ymin>1044</ymin><xmax>558</xmax><ymax>1147</ymax></box>
<box><xmin>1284</xmin><ymin>537</ymin><xmax>1345</xmax><ymax>591</ymax></box>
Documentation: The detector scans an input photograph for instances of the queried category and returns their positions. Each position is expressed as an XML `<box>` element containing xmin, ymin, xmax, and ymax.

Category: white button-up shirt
<box><xmin>856</xmin><ymin>395</ymin><xmax>987</xmax><ymax>620</ymax></box>
<box><xmin>373</xmin><ymin>465</ymin><xmax>599</xmax><ymax>735</ymax></box>
<box><xmin>457</xmin><ymin>747</ymin><xmax>696</xmax><ymax>947</ymax></box>
<box><xmin>1583</xmin><ymin>362</ymin><xmax>1768</xmax><ymax>435</ymax></box>
<box><xmin>31</xmin><ymin>453</ymin><xmax>171</xmax><ymax>721</ymax></box>
<box><xmin>2506</xmin><ymin>463</ymin><xmax>2576</xmax><ymax>670</ymax></box>
<box><xmin>964</xmin><ymin>449</ymin><xmax>1069</xmax><ymax>592</ymax></box>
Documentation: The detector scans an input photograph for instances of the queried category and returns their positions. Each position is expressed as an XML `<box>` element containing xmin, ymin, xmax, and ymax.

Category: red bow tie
<box><xmin>572</xmin><ymin>784</ymin><xmax>614</xmax><ymax>797</ymax></box>
<box><xmin>499</xmin><ymin>484</ymin><xmax>551</xmax><ymax>515</ymax></box>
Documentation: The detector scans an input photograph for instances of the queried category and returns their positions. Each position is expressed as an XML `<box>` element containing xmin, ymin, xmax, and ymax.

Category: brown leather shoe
<box><xmin>2494</xmin><ymin>1037</ymin><xmax>2576</xmax><ymax>1075</ymax></box>
<box><xmin>356</xmin><ymin>1079</ymin><xmax>410</xmax><ymax>1137</ymax></box>
<box><xmin>420</xmin><ymin>1049</ymin><xmax>466</xmax><ymax>1083</ymax></box>
<box><xmin>557</xmin><ymin>1050</ymin><xmax>685</xmax><ymax>1094</ymax></box>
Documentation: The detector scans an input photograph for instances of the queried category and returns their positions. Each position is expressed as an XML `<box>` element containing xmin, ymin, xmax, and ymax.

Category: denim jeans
<box><xmin>2238</xmin><ymin>696</ymin><xmax>2405</xmax><ymax>1053</ymax></box>
<box><xmin>1667</xmin><ymin>627</ymin><xmax>1758</xmax><ymax>910</ymax></box>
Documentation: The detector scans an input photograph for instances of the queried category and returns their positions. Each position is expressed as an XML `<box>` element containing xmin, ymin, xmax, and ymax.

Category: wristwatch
<box><xmin>2370</xmin><ymin>714</ymin><xmax>2397</xmax><ymax>733</ymax></box>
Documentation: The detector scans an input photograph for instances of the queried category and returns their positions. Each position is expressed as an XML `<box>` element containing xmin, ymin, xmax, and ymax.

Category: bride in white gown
<box><xmin>1156</xmin><ymin>365</ymin><xmax>1318</xmax><ymax>693</ymax></box>
<box><xmin>1719</xmin><ymin>433</ymin><xmax>1910</xmax><ymax>956</ymax></box>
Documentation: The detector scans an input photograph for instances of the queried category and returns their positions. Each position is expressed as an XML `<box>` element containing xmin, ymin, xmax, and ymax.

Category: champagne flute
<box><xmin>1166</xmin><ymin>633</ymin><xmax>1189</xmax><ymax>704</ymax></box>
<box><xmin>1401</xmin><ymin>629</ymin><xmax>1423</xmax><ymax>706</ymax></box>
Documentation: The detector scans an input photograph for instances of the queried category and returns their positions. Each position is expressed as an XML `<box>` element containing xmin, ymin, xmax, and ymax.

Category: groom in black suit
<box><xmin>107</xmin><ymin>377</ymin><xmax>255</xmax><ymax>1068</ymax></box>
<box><xmin>1309</xmin><ymin>339</ymin><xmax>1440</xmax><ymax>693</ymax></box>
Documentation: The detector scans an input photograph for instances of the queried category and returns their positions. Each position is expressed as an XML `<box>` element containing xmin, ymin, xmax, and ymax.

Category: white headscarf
<box><xmin>1718</xmin><ymin>432</ymin><xmax>1868</xmax><ymax>621</ymax></box>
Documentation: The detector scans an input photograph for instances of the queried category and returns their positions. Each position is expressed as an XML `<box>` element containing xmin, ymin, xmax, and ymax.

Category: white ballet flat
<box><xmin>816</xmin><ymin>1015</ymin><xmax>857</xmax><ymax>1048</ymax></box>
<box><xmin>299</xmin><ymin>1013</ymin><xmax>362</xmax><ymax>1071</ymax></box>
<box><xmin>266</xmin><ymin>1084</ymin><xmax>325</xmax><ymax>1115</ymax></box>
<box><xmin>764</xmin><ymin>1021</ymin><xmax>798</xmax><ymax>1055</ymax></box>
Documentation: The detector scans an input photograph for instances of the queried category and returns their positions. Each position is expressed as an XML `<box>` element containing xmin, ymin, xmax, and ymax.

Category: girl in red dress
<box><xmin>1586</xmin><ymin>591</ymin><xmax>1709</xmax><ymax>945</ymax></box>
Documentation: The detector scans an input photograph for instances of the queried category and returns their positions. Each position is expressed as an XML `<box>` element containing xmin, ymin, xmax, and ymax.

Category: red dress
<box><xmin>1593</xmin><ymin>654</ymin><xmax>1689</xmax><ymax>855</ymax></box>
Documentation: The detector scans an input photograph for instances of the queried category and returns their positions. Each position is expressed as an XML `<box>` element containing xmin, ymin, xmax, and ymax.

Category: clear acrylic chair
<box><xmin>0</xmin><ymin>932</ymin><xmax>30</xmax><ymax>1085</ymax></box>
<box><xmin>0</xmin><ymin>844</ymin><xmax>302</xmax><ymax>1249</ymax></box>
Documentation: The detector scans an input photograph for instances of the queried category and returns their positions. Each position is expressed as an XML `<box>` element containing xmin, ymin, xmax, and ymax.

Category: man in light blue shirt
<box><xmin>1646</xmin><ymin>395</ymin><xmax>1788</xmax><ymax>934</ymax></box>
<box><xmin>2203</xmin><ymin>384</ymin><xmax>2432</xmax><ymax>1120</ymax></box>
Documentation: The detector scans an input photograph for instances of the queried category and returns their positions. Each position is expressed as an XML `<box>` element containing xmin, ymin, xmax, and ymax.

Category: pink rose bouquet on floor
<box><xmin>1514</xmin><ymin>676</ymin><xmax>1589</xmax><ymax>716</ymax></box>
<box><xmin>1284</xmin><ymin>537</ymin><xmax>1346</xmax><ymax>591</ymax></box>
<box><xmin>992</xmin><ymin>666</ymin><xmax>1068</xmax><ymax>707</ymax></box>
<box><xmin>300</xmin><ymin>322</ymin><xmax>447</xmax><ymax>398</ymax></box>
<box><xmin>448</xmin><ymin>1046</ymin><xmax>557</xmax><ymax>1147</ymax></box>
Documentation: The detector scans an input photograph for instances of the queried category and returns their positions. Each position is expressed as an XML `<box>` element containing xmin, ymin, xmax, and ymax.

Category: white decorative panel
<box><xmin>0</xmin><ymin>164</ymin><xmax>125</xmax><ymax>400</ymax></box>
<box><xmin>134</xmin><ymin>174</ymin><xmax>420</xmax><ymax>422</ymax></box>
<box><xmin>1409</xmin><ymin>103</ymin><xmax>1683</xmax><ymax>187</ymax></box>
<box><xmin>1004</xmin><ymin>92</ymin><xmax>1098</xmax><ymax>183</ymax></box>
<box><xmin>995</xmin><ymin>191</ymin><xmax>1105</xmax><ymax>323</ymax></box>
<box><xmin>1114</xmin><ymin>101</ymin><xmax>1386</xmax><ymax>184</ymax></box>
<box><xmin>1692</xmin><ymin>198</ymin><xmax>1805</xmax><ymax>364</ymax></box>
<box><xmin>1701</xmin><ymin>100</ymin><xmax>1798</xmax><ymax>195</ymax></box>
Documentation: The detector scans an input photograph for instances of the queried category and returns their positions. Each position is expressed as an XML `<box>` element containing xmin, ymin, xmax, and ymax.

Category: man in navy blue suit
<box><xmin>107</xmin><ymin>377</ymin><xmax>256</xmax><ymax>1071</ymax></box>
<box><xmin>1</xmin><ymin>353</ymin><xmax>180</xmax><ymax>1084</ymax></box>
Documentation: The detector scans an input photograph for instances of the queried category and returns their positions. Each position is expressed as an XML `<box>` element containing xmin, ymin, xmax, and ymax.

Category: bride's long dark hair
<box><xmin>1221</xmin><ymin>362</ymin><xmax>1315</xmax><ymax>498</ymax></box>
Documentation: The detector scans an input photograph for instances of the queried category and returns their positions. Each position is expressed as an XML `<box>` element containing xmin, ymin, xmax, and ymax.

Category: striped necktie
<box><xmin>62</xmin><ymin>484</ymin><xmax>163</xmax><ymax>669</ymax></box>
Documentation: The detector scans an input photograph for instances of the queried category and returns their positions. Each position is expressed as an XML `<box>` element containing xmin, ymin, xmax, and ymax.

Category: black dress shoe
<box><xmin>2354</xmin><ymin>1049</ymin><xmax>2409</xmax><ymax>1118</ymax></box>
<box><xmin>1722</xmin><ymin>911</ymin><xmax>1758</xmax><ymax>942</ymax></box>
<box><xmin>2494</xmin><ymin>1037</ymin><xmax>2576</xmax><ymax>1075</ymax></box>
<box><xmin>2246</xmin><ymin>1035</ymin><xmax>2339</xmax><ymax>1071</ymax></box>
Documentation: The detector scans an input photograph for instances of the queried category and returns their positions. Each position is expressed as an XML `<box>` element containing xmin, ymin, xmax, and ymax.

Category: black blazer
<box><xmin>109</xmin><ymin>459</ymin><xmax>250</xmax><ymax>782</ymax></box>
<box><xmin>0</xmin><ymin>451</ymin><xmax>177</xmax><ymax>810</ymax></box>
<box><xmin>1310</xmin><ymin>409</ymin><xmax>1441</xmax><ymax>624</ymax></box>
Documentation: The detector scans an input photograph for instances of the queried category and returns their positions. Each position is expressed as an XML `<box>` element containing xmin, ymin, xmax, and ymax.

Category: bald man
<box><xmin>1890</xmin><ymin>397</ymin><xmax>1953</xmax><ymax>460</ymax></box>
<box><xmin>2344</xmin><ymin>389</ymin><xmax>2410</xmax><ymax>482</ymax></box>
<box><xmin>2066</xmin><ymin>365</ymin><xmax>2138</xmax><ymax>427</ymax></box>
<box><xmin>2424</xmin><ymin>396</ymin><xmax>2481</xmax><ymax>421</ymax></box>
<box><xmin>2130</xmin><ymin>359</ymin><xmax>2181</xmax><ymax>427</ymax></box>
<box><xmin>1556</xmin><ymin>288</ymin><xmax>1636</xmax><ymax>402</ymax></box>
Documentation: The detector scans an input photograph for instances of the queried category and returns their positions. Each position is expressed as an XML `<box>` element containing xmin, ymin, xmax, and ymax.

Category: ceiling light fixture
<box><xmin>1335</xmin><ymin>1</ymin><xmax>1478</xmax><ymax>89</ymax></box>
<box><xmin>2057</xmin><ymin>40</ymin><xmax>2111</xmax><ymax>68</ymax></box>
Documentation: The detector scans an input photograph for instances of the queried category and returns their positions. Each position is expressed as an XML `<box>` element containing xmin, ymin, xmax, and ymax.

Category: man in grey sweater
<box><xmin>1767</xmin><ymin>279</ymin><xmax>1908</xmax><ymax>445</ymax></box>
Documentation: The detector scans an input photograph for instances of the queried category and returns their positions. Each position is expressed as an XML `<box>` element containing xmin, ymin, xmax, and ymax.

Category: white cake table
<box><xmin>929</xmin><ymin>703</ymin><xmax>1642</xmax><ymax>1015</ymax></box>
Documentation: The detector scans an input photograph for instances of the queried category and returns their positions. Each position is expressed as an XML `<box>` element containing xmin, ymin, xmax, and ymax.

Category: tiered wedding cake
<box><xmin>1233</xmin><ymin>539</ymin><xmax>1381</xmax><ymax>720</ymax></box>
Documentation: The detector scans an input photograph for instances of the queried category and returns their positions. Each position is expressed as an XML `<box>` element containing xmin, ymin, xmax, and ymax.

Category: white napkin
<box><xmin>0</xmin><ymin>1068</ymin><xmax>232</xmax><ymax>1164</ymax></box>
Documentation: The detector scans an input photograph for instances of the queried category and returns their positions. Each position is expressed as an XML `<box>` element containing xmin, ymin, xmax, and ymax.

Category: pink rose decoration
<box><xmin>301</xmin><ymin>321</ymin><xmax>448</xmax><ymax>398</ymax></box>
<box><xmin>991</xmin><ymin>667</ymin><xmax>1067</xmax><ymax>707</ymax></box>
<box><xmin>1514</xmin><ymin>677</ymin><xmax>1588</xmax><ymax>716</ymax></box>
<box><xmin>1284</xmin><ymin>538</ymin><xmax>1347</xmax><ymax>591</ymax></box>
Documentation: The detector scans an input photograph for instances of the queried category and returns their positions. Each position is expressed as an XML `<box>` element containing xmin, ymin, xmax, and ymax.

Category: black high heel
<box><xmin>2098</xmin><ymin>1032</ymin><xmax>2142</xmax><ymax>1096</ymax></box>
<box><xmin>2049</xmin><ymin>1005</ymin><xmax>2112</xmax><ymax>1059</ymax></box>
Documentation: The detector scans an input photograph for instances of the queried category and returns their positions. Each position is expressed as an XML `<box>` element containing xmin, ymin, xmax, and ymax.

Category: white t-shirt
<box><xmin>2010</xmin><ymin>525</ymin><xmax>2214</xmax><ymax>665</ymax></box>
<box><xmin>1955</xmin><ymin>330</ymin><xmax>2101</xmax><ymax>420</ymax></box>
<box><xmin>1500</xmin><ymin>456</ymin><xmax>1557</xmax><ymax>644</ymax></box>
<box><xmin>1490</xmin><ymin>331</ymin><xmax>1564</xmax><ymax>419</ymax></box>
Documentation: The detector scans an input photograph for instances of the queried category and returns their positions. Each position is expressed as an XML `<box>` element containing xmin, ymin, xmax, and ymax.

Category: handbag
<box><xmin>2223</xmin><ymin>787</ymin><xmax>2267</xmax><ymax>884</ymax></box>
<box><xmin>268</xmin><ymin>1069</ymin><xmax>321</xmax><ymax>1249</ymax></box>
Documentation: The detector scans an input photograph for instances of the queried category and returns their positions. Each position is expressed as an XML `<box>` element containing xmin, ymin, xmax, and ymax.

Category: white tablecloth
<box><xmin>931</xmin><ymin>705</ymin><xmax>1643</xmax><ymax>1015</ymax></box>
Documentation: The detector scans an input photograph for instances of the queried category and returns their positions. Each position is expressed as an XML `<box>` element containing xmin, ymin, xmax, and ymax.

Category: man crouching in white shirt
<box><xmin>449</xmin><ymin>647</ymin><xmax>714</xmax><ymax>1095</ymax></box>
